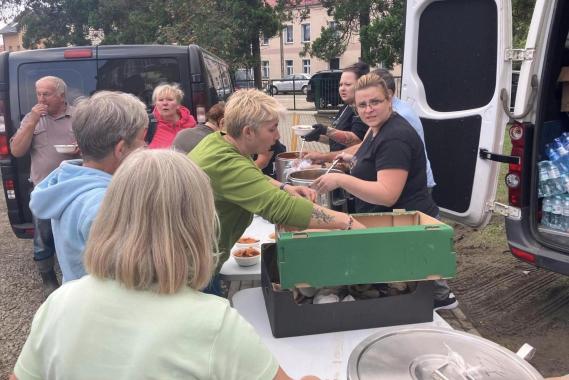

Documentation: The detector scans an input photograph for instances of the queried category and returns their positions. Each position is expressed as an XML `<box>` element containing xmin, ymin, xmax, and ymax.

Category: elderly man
<box><xmin>189</xmin><ymin>89</ymin><xmax>364</xmax><ymax>295</ymax></box>
<box><xmin>29</xmin><ymin>91</ymin><xmax>147</xmax><ymax>283</ymax></box>
<box><xmin>10</xmin><ymin>76</ymin><xmax>78</xmax><ymax>297</ymax></box>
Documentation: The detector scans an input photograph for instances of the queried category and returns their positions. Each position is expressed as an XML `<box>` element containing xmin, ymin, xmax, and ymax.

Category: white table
<box><xmin>219</xmin><ymin>215</ymin><xmax>274</xmax><ymax>281</ymax></box>
<box><xmin>233</xmin><ymin>287</ymin><xmax>452</xmax><ymax>380</ymax></box>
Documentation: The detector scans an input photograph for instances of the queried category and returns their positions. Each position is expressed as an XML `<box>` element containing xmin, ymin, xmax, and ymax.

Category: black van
<box><xmin>305</xmin><ymin>70</ymin><xmax>342</xmax><ymax>110</ymax></box>
<box><xmin>400</xmin><ymin>0</ymin><xmax>569</xmax><ymax>275</ymax></box>
<box><xmin>0</xmin><ymin>44</ymin><xmax>233</xmax><ymax>239</ymax></box>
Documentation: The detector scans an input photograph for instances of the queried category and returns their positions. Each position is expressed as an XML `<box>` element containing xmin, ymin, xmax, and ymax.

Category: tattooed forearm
<box><xmin>326</xmin><ymin>129</ymin><xmax>361</xmax><ymax>146</ymax></box>
<box><xmin>311</xmin><ymin>206</ymin><xmax>335</xmax><ymax>225</ymax></box>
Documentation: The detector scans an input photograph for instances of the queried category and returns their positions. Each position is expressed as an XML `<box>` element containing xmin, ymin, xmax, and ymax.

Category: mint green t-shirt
<box><xmin>15</xmin><ymin>276</ymin><xmax>279</xmax><ymax>380</ymax></box>
<box><xmin>190</xmin><ymin>132</ymin><xmax>313</xmax><ymax>262</ymax></box>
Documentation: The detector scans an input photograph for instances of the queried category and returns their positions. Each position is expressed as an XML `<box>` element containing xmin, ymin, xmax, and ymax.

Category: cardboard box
<box><xmin>559</xmin><ymin>66</ymin><xmax>569</xmax><ymax>112</ymax></box>
<box><xmin>261</xmin><ymin>245</ymin><xmax>434</xmax><ymax>338</ymax></box>
<box><xmin>276</xmin><ymin>211</ymin><xmax>456</xmax><ymax>289</ymax></box>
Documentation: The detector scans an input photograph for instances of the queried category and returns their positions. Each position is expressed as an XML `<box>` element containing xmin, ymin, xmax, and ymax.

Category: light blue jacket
<box><xmin>392</xmin><ymin>97</ymin><xmax>436</xmax><ymax>188</ymax></box>
<box><xmin>30</xmin><ymin>160</ymin><xmax>112</xmax><ymax>282</ymax></box>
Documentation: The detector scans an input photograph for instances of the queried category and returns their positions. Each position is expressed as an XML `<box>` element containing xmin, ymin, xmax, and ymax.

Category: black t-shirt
<box><xmin>252</xmin><ymin>140</ymin><xmax>287</xmax><ymax>179</ymax></box>
<box><xmin>329</xmin><ymin>104</ymin><xmax>369</xmax><ymax>152</ymax></box>
<box><xmin>350</xmin><ymin>112</ymin><xmax>439</xmax><ymax>217</ymax></box>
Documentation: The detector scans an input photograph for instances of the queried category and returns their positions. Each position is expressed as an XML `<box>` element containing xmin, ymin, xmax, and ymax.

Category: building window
<box><xmin>262</xmin><ymin>61</ymin><xmax>270</xmax><ymax>79</ymax></box>
<box><xmin>283</xmin><ymin>25</ymin><xmax>293</xmax><ymax>44</ymax></box>
<box><xmin>302</xmin><ymin>59</ymin><xmax>311</xmax><ymax>74</ymax></box>
<box><xmin>301</xmin><ymin>24</ymin><xmax>310</xmax><ymax>42</ymax></box>
<box><xmin>285</xmin><ymin>60</ymin><xmax>293</xmax><ymax>76</ymax></box>
<box><xmin>261</xmin><ymin>34</ymin><xmax>269</xmax><ymax>46</ymax></box>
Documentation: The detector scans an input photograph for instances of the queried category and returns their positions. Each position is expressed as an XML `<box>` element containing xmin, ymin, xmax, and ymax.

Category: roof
<box><xmin>0</xmin><ymin>22</ymin><xmax>19</xmax><ymax>35</ymax></box>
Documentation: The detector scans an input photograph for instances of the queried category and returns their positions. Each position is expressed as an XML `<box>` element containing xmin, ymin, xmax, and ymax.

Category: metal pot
<box><xmin>347</xmin><ymin>327</ymin><xmax>544</xmax><ymax>380</ymax></box>
<box><xmin>288</xmin><ymin>168</ymin><xmax>347</xmax><ymax>211</ymax></box>
<box><xmin>275</xmin><ymin>151</ymin><xmax>302</xmax><ymax>182</ymax></box>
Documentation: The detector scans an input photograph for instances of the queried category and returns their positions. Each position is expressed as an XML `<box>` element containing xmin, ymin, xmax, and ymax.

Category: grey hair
<box><xmin>73</xmin><ymin>91</ymin><xmax>148</xmax><ymax>161</ymax></box>
<box><xmin>36</xmin><ymin>76</ymin><xmax>67</xmax><ymax>97</ymax></box>
<box><xmin>224</xmin><ymin>89</ymin><xmax>285</xmax><ymax>138</ymax></box>
<box><xmin>152</xmin><ymin>83</ymin><xmax>184</xmax><ymax>105</ymax></box>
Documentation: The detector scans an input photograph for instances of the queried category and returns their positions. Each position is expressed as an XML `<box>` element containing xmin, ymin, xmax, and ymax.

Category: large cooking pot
<box><xmin>288</xmin><ymin>168</ymin><xmax>347</xmax><ymax>211</ymax></box>
<box><xmin>275</xmin><ymin>152</ymin><xmax>302</xmax><ymax>183</ymax></box>
<box><xmin>347</xmin><ymin>327</ymin><xmax>544</xmax><ymax>380</ymax></box>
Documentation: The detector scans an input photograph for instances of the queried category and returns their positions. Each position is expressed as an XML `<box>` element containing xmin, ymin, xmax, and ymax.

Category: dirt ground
<box><xmin>1</xmin><ymin>201</ymin><xmax>568</xmax><ymax>378</ymax></box>
<box><xmin>447</xmin><ymin>214</ymin><xmax>569</xmax><ymax>377</ymax></box>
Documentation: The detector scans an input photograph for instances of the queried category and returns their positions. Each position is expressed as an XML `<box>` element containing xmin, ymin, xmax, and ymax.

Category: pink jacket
<box><xmin>148</xmin><ymin>105</ymin><xmax>196</xmax><ymax>149</ymax></box>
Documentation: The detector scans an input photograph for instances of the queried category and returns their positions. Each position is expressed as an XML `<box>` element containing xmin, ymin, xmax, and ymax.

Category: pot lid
<box><xmin>347</xmin><ymin>327</ymin><xmax>543</xmax><ymax>380</ymax></box>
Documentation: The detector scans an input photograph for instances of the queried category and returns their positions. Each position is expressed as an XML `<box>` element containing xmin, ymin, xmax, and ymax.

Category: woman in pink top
<box><xmin>148</xmin><ymin>83</ymin><xmax>196</xmax><ymax>149</ymax></box>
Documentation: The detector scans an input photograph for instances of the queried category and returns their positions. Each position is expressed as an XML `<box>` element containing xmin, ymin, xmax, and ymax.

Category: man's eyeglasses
<box><xmin>356</xmin><ymin>98</ymin><xmax>386</xmax><ymax>110</ymax></box>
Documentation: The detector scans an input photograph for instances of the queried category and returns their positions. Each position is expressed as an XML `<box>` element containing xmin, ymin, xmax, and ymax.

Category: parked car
<box><xmin>268</xmin><ymin>73</ymin><xmax>311</xmax><ymax>95</ymax></box>
<box><xmin>0</xmin><ymin>44</ymin><xmax>233</xmax><ymax>239</ymax></box>
<box><xmin>401</xmin><ymin>0</ymin><xmax>569</xmax><ymax>275</ymax></box>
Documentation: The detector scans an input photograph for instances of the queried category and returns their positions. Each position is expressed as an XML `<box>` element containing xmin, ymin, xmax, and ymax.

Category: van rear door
<box><xmin>401</xmin><ymin>0</ymin><xmax>513</xmax><ymax>227</ymax></box>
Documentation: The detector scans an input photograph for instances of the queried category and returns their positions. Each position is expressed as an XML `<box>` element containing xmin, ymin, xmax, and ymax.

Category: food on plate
<box><xmin>233</xmin><ymin>247</ymin><xmax>260</xmax><ymax>257</ymax></box>
<box><xmin>237</xmin><ymin>236</ymin><xmax>259</xmax><ymax>244</ymax></box>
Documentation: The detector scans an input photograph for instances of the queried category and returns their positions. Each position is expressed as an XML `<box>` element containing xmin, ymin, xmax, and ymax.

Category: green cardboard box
<box><xmin>276</xmin><ymin>210</ymin><xmax>456</xmax><ymax>289</ymax></box>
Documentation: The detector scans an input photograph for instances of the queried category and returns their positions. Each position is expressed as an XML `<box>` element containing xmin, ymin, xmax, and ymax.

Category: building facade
<box><xmin>0</xmin><ymin>22</ymin><xmax>25</xmax><ymax>52</ymax></box>
<box><xmin>261</xmin><ymin>0</ymin><xmax>361</xmax><ymax>80</ymax></box>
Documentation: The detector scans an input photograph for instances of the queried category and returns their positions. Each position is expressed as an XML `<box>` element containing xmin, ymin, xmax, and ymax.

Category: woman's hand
<box><xmin>285</xmin><ymin>185</ymin><xmax>317</xmax><ymax>202</ymax></box>
<box><xmin>335</xmin><ymin>151</ymin><xmax>354</xmax><ymax>163</ymax></box>
<box><xmin>310</xmin><ymin>173</ymin><xmax>344</xmax><ymax>193</ymax></box>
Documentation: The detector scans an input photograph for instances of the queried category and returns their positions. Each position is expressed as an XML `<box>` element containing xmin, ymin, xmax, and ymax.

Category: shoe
<box><xmin>434</xmin><ymin>292</ymin><xmax>458</xmax><ymax>311</ymax></box>
<box><xmin>40</xmin><ymin>269</ymin><xmax>60</xmax><ymax>299</ymax></box>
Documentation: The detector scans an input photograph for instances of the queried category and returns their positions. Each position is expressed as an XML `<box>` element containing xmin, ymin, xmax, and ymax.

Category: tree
<box><xmin>301</xmin><ymin>0</ymin><xmax>404</xmax><ymax>68</ymax></box>
<box><xmin>512</xmin><ymin>0</ymin><xmax>536</xmax><ymax>48</ymax></box>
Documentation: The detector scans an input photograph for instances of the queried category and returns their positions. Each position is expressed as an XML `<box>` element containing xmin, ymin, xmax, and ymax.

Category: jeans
<box><xmin>202</xmin><ymin>274</ymin><xmax>224</xmax><ymax>297</ymax></box>
<box><xmin>33</xmin><ymin>215</ymin><xmax>56</xmax><ymax>263</ymax></box>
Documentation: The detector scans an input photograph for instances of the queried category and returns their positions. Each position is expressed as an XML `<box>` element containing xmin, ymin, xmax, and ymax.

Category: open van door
<box><xmin>401</xmin><ymin>0</ymin><xmax>513</xmax><ymax>227</ymax></box>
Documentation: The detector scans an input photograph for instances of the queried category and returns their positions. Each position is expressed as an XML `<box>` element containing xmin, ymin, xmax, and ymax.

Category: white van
<box><xmin>400</xmin><ymin>0</ymin><xmax>569</xmax><ymax>275</ymax></box>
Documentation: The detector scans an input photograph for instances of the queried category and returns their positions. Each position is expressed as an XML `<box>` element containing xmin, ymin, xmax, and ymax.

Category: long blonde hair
<box><xmin>84</xmin><ymin>149</ymin><xmax>219</xmax><ymax>293</ymax></box>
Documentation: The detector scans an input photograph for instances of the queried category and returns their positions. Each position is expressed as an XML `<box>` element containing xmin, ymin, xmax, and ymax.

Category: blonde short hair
<box><xmin>354</xmin><ymin>73</ymin><xmax>392</xmax><ymax>100</ymax></box>
<box><xmin>224</xmin><ymin>89</ymin><xmax>286</xmax><ymax>138</ymax></box>
<box><xmin>152</xmin><ymin>83</ymin><xmax>184</xmax><ymax>104</ymax></box>
<box><xmin>84</xmin><ymin>149</ymin><xmax>219</xmax><ymax>293</ymax></box>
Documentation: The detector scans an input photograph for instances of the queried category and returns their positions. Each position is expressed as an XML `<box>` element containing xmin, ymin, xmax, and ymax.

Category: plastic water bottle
<box><xmin>560</xmin><ymin>173</ymin><xmax>569</xmax><ymax>193</ymax></box>
<box><xmin>538</xmin><ymin>161</ymin><xmax>551</xmax><ymax>197</ymax></box>
<box><xmin>563</xmin><ymin>196</ymin><xmax>569</xmax><ymax>231</ymax></box>
<box><xmin>546</xmin><ymin>145</ymin><xmax>567</xmax><ymax>175</ymax></box>
<box><xmin>553</xmin><ymin>138</ymin><xmax>569</xmax><ymax>172</ymax></box>
<box><xmin>551</xmin><ymin>196</ymin><xmax>564</xmax><ymax>230</ymax></box>
<box><xmin>546</xmin><ymin>161</ymin><xmax>565</xmax><ymax>196</ymax></box>
<box><xmin>541</xmin><ymin>196</ymin><xmax>552</xmax><ymax>227</ymax></box>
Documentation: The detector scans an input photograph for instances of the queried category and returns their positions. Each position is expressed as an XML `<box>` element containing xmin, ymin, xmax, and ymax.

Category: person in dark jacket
<box><xmin>303</xmin><ymin>62</ymin><xmax>370</xmax><ymax>162</ymax></box>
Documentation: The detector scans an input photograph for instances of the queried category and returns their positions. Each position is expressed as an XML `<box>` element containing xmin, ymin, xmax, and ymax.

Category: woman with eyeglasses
<box><xmin>311</xmin><ymin>72</ymin><xmax>438</xmax><ymax>218</ymax></box>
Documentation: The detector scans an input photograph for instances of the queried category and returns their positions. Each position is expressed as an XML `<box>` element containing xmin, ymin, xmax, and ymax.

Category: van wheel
<box><xmin>318</xmin><ymin>98</ymin><xmax>328</xmax><ymax>109</ymax></box>
<box><xmin>302</xmin><ymin>85</ymin><xmax>308</xmax><ymax>95</ymax></box>
<box><xmin>270</xmin><ymin>86</ymin><xmax>279</xmax><ymax>95</ymax></box>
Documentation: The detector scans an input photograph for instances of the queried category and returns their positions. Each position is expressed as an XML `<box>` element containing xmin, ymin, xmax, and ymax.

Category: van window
<box><xmin>417</xmin><ymin>0</ymin><xmax>497</xmax><ymax>112</ymax></box>
<box><xmin>203</xmin><ymin>55</ymin><xmax>225</xmax><ymax>100</ymax></box>
<box><xmin>97</xmin><ymin>58</ymin><xmax>181</xmax><ymax>109</ymax></box>
<box><xmin>17</xmin><ymin>61</ymin><xmax>97</xmax><ymax>119</ymax></box>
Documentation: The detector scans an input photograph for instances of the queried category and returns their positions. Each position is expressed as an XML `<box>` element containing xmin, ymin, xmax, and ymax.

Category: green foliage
<box><xmin>512</xmin><ymin>0</ymin><xmax>537</xmax><ymax>48</ymax></box>
<box><xmin>303</xmin><ymin>0</ymin><xmax>404</xmax><ymax>68</ymax></box>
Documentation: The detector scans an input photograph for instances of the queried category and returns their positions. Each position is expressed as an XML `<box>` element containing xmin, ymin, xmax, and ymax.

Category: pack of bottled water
<box><xmin>540</xmin><ymin>132</ymin><xmax>569</xmax><ymax>230</ymax></box>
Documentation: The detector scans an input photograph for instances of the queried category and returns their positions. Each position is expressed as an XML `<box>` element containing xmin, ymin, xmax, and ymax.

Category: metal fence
<box><xmin>264</xmin><ymin>76</ymin><xmax>402</xmax><ymax>112</ymax></box>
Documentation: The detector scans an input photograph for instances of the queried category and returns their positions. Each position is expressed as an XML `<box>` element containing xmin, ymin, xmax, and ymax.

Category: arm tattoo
<box><xmin>327</xmin><ymin>129</ymin><xmax>361</xmax><ymax>146</ymax></box>
<box><xmin>311</xmin><ymin>206</ymin><xmax>334</xmax><ymax>225</ymax></box>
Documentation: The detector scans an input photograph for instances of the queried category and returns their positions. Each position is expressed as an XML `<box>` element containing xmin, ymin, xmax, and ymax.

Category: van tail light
<box><xmin>0</xmin><ymin>98</ymin><xmax>10</xmax><ymax>160</ymax></box>
<box><xmin>510</xmin><ymin>245</ymin><xmax>536</xmax><ymax>263</ymax></box>
<box><xmin>191</xmin><ymin>86</ymin><xmax>207</xmax><ymax>116</ymax></box>
<box><xmin>505</xmin><ymin>122</ymin><xmax>525</xmax><ymax>207</ymax></box>
<box><xmin>64</xmin><ymin>49</ymin><xmax>93</xmax><ymax>59</ymax></box>
<box><xmin>3</xmin><ymin>179</ymin><xmax>16</xmax><ymax>199</ymax></box>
